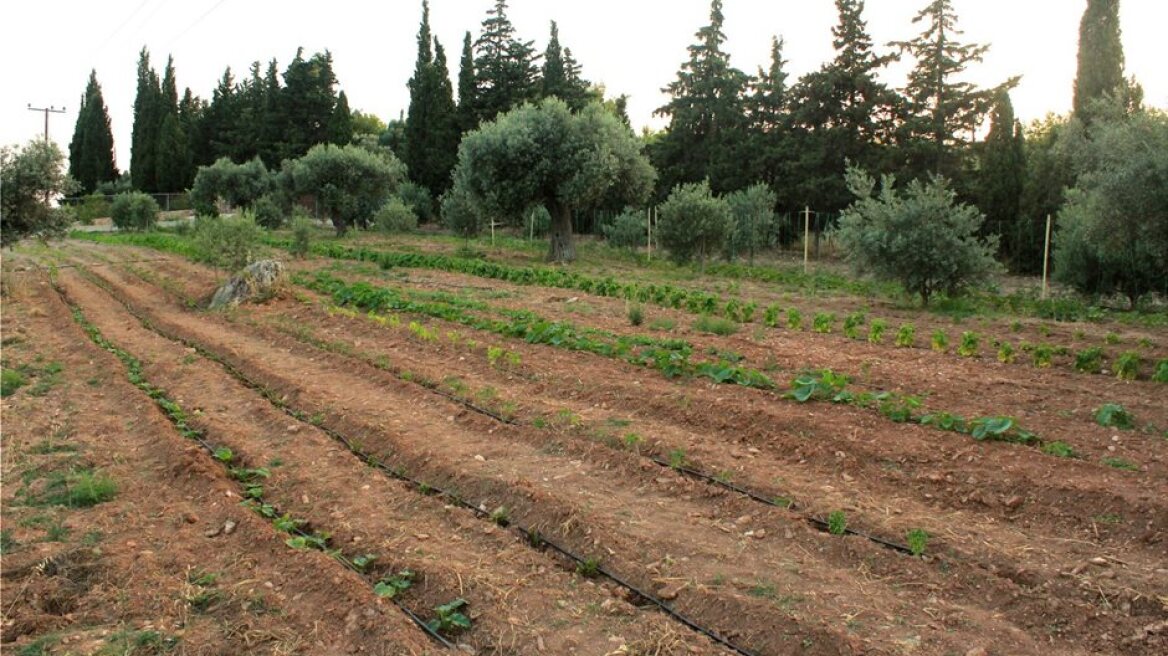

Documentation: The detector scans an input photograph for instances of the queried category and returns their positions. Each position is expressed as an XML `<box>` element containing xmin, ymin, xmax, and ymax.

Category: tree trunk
<box><xmin>547</xmin><ymin>201</ymin><xmax>575</xmax><ymax>263</ymax></box>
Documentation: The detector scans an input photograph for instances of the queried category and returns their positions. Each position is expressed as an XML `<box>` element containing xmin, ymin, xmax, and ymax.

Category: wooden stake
<box><xmin>646</xmin><ymin>207</ymin><xmax>652</xmax><ymax>262</ymax></box>
<box><xmin>803</xmin><ymin>206</ymin><xmax>811</xmax><ymax>274</ymax></box>
<box><xmin>1041</xmin><ymin>213</ymin><xmax>1052</xmax><ymax>300</ymax></box>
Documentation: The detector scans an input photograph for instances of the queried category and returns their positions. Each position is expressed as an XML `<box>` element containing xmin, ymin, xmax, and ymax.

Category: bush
<box><xmin>1</xmin><ymin>140</ymin><xmax>80</xmax><ymax>247</ymax></box>
<box><xmin>1074</xmin><ymin>347</ymin><xmax>1104</xmax><ymax>373</ymax></box>
<box><xmin>110</xmin><ymin>192</ymin><xmax>160</xmax><ymax>231</ymax></box>
<box><xmin>525</xmin><ymin>205</ymin><xmax>551</xmax><ymax>238</ymax></box>
<box><xmin>253</xmin><ymin>194</ymin><xmax>286</xmax><ymax>229</ymax></box>
<box><xmin>374</xmin><ymin>197</ymin><xmax>417</xmax><ymax>233</ymax></box>
<box><xmin>281</xmin><ymin>144</ymin><xmax>407</xmax><ymax>235</ymax></box>
<box><xmin>693</xmin><ymin>314</ymin><xmax>738</xmax><ymax>336</ymax></box>
<box><xmin>658</xmin><ymin>181</ymin><xmax>731</xmax><ymax>268</ymax></box>
<box><xmin>397</xmin><ymin>182</ymin><xmax>434</xmax><ymax>223</ymax></box>
<box><xmin>723</xmin><ymin>183</ymin><xmax>776</xmax><ymax>263</ymax></box>
<box><xmin>837</xmin><ymin>168</ymin><xmax>1000</xmax><ymax>305</ymax></box>
<box><xmin>895</xmin><ymin>323</ymin><xmax>915</xmax><ymax>348</ymax></box>
<box><xmin>75</xmin><ymin>193</ymin><xmax>111</xmax><ymax>224</ymax></box>
<box><xmin>441</xmin><ymin>182</ymin><xmax>482</xmax><ymax>240</ymax></box>
<box><xmin>627</xmin><ymin>304</ymin><xmax>644</xmax><ymax>326</ymax></box>
<box><xmin>289</xmin><ymin>214</ymin><xmax>314</xmax><ymax>259</ymax></box>
<box><xmin>190</xmin><ymin>157</ymin><xmax>272</xmax><ymax>218</ymax></box>
<box><xmin>602</xmin><ymin>208</ymin><xmax>647</xmax><ymax>251</ymax></box>
<box><xmin>190</xmin><ymin>214</ymin><xmax>264</xmax><ymax>271</ymax></box>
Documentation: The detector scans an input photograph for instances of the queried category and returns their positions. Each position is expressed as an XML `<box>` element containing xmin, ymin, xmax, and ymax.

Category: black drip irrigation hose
<box><xmin>72</xmin><ymin>267</ymin><xmax>761</xmax><ymax>656</ymax></box>
<box><xmin>51</xmin><ymin>280</ymin><xmax>455</xmax><ymax>649</ymax></box>
<box><xmin>647</xmin><ymin>456</ymin><xmax>918</xmax><ymax>556</ymax></box>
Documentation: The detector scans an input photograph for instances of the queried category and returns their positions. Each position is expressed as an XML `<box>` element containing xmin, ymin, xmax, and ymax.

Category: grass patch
<box><xmin>1101</xmin><ymin>457</ymin><xmax>1138</xmax><ymax>471</ymax></box>
<box><xmin>2</xmin><ymin>368</ymin><xmax>28</xmax><ymax>397</ymax></box>
<box><xmin>692</xmin><ymin>314</ymin><xmax>738</xmax><ymax>336</ymax></box>
<box><xmin>30</xmin><ymin>467</ymin><xmax>118</xmax><ymax>508</ymax></box>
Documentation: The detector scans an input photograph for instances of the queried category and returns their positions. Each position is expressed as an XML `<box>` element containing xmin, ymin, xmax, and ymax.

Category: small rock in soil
<box><xmin>209</xmin><ymin>260</ymin><xmax>285</xmax><ymax>309</ymax></box>
<box><xmin>223</xmin><ymin>520</ymin><xmax>237</xmax><ymax>535</ymax></box>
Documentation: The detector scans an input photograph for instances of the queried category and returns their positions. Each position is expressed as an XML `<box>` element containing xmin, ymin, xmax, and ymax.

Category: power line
<box><xmin>94</xmin><ymin>0</ymin><xmax>154</xmax><ymax>54</ymax></box>
<box><xmin>167</xmin><ymin>0</ymin><xmax>230</xmax><ymax>48</ymax></box>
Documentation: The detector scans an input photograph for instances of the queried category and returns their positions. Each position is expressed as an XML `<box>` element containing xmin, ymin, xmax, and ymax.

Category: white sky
<box><xmin>3</xmin><ymin>0</ymin><xmax>1164</xmax><ymax>173</ymax></box>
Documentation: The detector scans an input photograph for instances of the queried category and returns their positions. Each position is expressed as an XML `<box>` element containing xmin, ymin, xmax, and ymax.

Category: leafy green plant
<box><xmin>649</xmin><ymin>317</ymin><xmax>676</xmax><ymax>331</ymax></box>
<box><xmin>867</xmin><ymin>319</ymin><xmax>886</xmax><ymax>344</ymax></box>
<box><xmin>489</xmin><ymin>506</ymin><xmax>510</xmax><ymax>526</ymax></box>
<box><xmin>374</xmin><ymin>570</ymin><xmax>415</xmax><ymax>599</ymax></box>
<box><xmin>1</xmin><ymin>368</ymin><xmax>26</xmax><ymax>397</ymax></box>
<box><xmin>213</xmin><ymin>447</ymin><xmax>234</xmax><ymax>463</ymax></box>
<box><xmin>1105</xmin><ymin>332</ymin><xmax>1121</xmax><ymax>345</ymax></box>
<box><xmin>627</xmin><ymin>303</ymin><xmax>644</xmax><ymax>326</ymax></box>
<box><xmin>1009</xmin><ymin>320</ymin><xmax>1022</xmax><ymax>332</ymax></box>
<box><xmin>787</xmin><ymin>369</ymin><xmax>850</xmax><ymax>403</ymax></box>
<box><xmin>786</xmin><ymin>308</ymin><xmax>803</xmax><ymax>330</ymax></box>
<box><xmin>1101</xmin><ymin>457</ymin><xmax>1137</xmax><ymax>471</ymax></box>
<box><xmin>957</xmin><ymin>331</ymin><xmax>979</xmax><ymax>357</ymax></box>
<box><xmin>110</xmin><ymin>191</ymin><xmax>160</xmax><ymax>231</ymax></box>
<box><xmin>668</xmin><ymin>448</ymin><xmax>688</xmax><ymax>469</ymax></box>
<box><xmin>575</xmin><ymin>557</ymin><xmax>601</xmax><ymax>578</ymax></box>
<box><xmin>190</xmin><ymin>214</ymin><xmax>265</xmax><ymax>271</ymax></box>
<box><xmin>351</xmin><ymin>554</ymin><xmax>377</xmax><ymax>572</ymax></box>
<box><xmin>622</xmin><ymin>432</ymin><xmax>643</xmax><ymax>451</ymax></box>
<box><xmin>997</xmin><ymin>341</ymin><xmax>1015</xmax><ymax>364</ymax></box>
<box><xmin>33</xmin><ymin>468</ymin><xmax>118</xmax><ymax>508</ymax></box>
<box><xmin>1114</xmin><ymin>351</ymin><xmax>1139</xmax><ymax>380</ymax></box>
<box><xmin>969</xmin><ymin>416</ymin><xmax>1036</xmax><ymax>444</ymax></box>
<box><xmin>1032</xmin><ymin>344</ymin><xmax>1054</xmax><ymax>368</ymax></box>
<box><xmin>895</xmin><ymin>323</ymin><xmax>915</xmax><ymax>348</ymax></box>
<box><xmin>1094</xmin><ymin>403</ymin><xmax>1133</xmax><ymax>429</ymax></box>
<box><xmin>693</xmin><ymin>314</ymin><xmax>738</xmax><ymax>336</ymax></box>
<box><xmin>906</xmin><ymin>529</ymin><xmax>928</xmax><ymax>556</ymax></box>
<box><xmin>289</xmin><ymin>215</ymin><xmax>314</xmax><ymax>258</ymax></box>
<box><xmin>919</xmin><ymin>411</ymin><xmax>967</xmax><ymax>432</ymax></box>
<box><xmin>1074</xmin><ymin>347</ymin><xmax>1103</xmax><ymax>373</ymax></box>
<box><xmin>827</xmin><ymin>511</ymin><xmax>847</xmax><ymax>535</ymax></box>
<box><xmin>842</xmin><ymin>312</ymin><xmax>865</xmax><ymax>339</ymax></box>
<box><xmin>1041</xmin><ymin>441</ymin><xmax>1077</xmax><ymax>458</ymax></box>
<box><xmin>812</xmin><ymin>312</ymin><xmax>835</xmax><ymax>334</ymax></box>
<box><xmin>1154</xmin><ymin>359</ymin><xmax>1168</xmax><ymax>383</ymax></box>
<box><xmin>764</xmin><ymin>304</ymin><xmax>781</xmax><ymax>328</ymax></box>
<box><xmin>427</xmin><ymin>598</ymin><xmax>472</xmax><ymax>634</ymax></box>
<box><xmin>930</xmin><ymin>329</ymin><xmax>948</xmax><ymax>353</ymax></box>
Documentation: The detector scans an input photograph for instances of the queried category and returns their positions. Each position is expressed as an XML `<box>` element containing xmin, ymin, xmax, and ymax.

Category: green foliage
<box><xmin>1</xmin><ymin>369</ymin><xmax>27</xmax><ymax>397</ymax></box>
<box><xmin>812</xmin><ymin>312</ymin><xmax>835</xmax><ymax>334</ymax></box>
<box><xmin>837</xmin><ymin>169</ymin><xmax>1000</xmax><ymax>305</ymax></box>
<box><xmin>602</xmin><ymin>208</ymin><xmax>648</xmax><ymax>251</ymax></box>
<box><xmin>1154</xmin><ymin>359</ymin><xmax>1168</xmax><ymax>383</ymax></box>
<box><xmin>764</xmin><ymin>305</ymin><xmax>781</xmax><ymax>328</ymax></box>
<box><xmin>842</xmin><ymin>312</ymin><xmax>865</xmax><ymax>339</ymax></box>
<box><xmin>868</xmin><ymin>319</ymin><xmax>887</xmax><ymax>344</ymax></box>
<box><xmin>405</xmin><ymin>2</ymin><xmax>460</xmax><ymax>197</ymax></box>
<box><xmin>289</xmin><ymin>215</ymin><xmax>314</xmax><ymax>258</ymax></box>
<box><xmin>723</xmin><ymin>183</ymin><xmax>777</xmax><ymax>263</ymax></box>
<box><xmin>957</xmin><ymin>331</ymin><xmax>979</xmax><ymax>357</ymax></box>
<box><xmin>906</xmin><ymin>528</ymin><xmax>928</xmax><ymax>556</ymax></box>
<box><xmin>931</xmin><ymin>329</ymin><xmax>948</xmax><ymax>353</ymax></box>
<box><xmin>997</xmin><ymin>341</ymin><xmax>1015</xmax><ymax>363</ymax></box>
<box><xmin>190</xmin><ymin>157</ymin><xmax>272</xmax><ymax>217</ymax></box>
<box><xmin>1073</xmin><ymin>0</ymin><xmax>1127</xmax><ymax>119</ymax></box>
<box><xmin>110</xmin><ymin>191</ymin><xmax>160</xmax><ymax>231</ymax></box>
<box><xmin>827</xmin><ymin>511</ymin><xmax>847</xmax><ymax>536</ymax></box>
<box><xmin>1074</xmin><ymin>347</ymin><xmax>1104</xmax><ymax>373</ymax></box>
<box><xmin>373</xmin><ymin>570</ymin><xmax>415</xmax><ymax>599</ymax></box>
<box><xmin>68</xmin><ymin>71</ymin><xmax>119</xmax><ymax>193</ymax></box>
<box><xmin>969</xmin><ymin>416</ymin><xmax>1036</xmax><ymax>444</ymax></box>
<box><xmin>693</xmin><ymin>314</ymin><xmax>737</xmax><ymax>336</ymax></box>
<box><xmin>190</xmin><ymin>214</ymin><xmax>264</xmax><ymax>270</ymax></box>
<box><xmin>397</xmin><ymin>181</ymin><xmax>435</xmax><ymax>223</ymax></box>
<box><xmin>658</xmin><ymin>180</ymin><xmax>732</xmax><ymax>268</ymax></box>
<box><xmin>895</xmin><ymin>323</ymin><xmax>915</xmax><ymax>348</ymax></box>
<box><xmin>1114</xmin><ymin>351</ymin><xmax>1139</xmax><ymax>380</ymax></box>
<box><xmin>1102</xmin><ymin>456</ymin><xmax>1137</xmax><ymax>471</ymax></box>
<box><xmin>627</xmin><ymin>304</ymin><xmax>644</xmax><ymax>326</ymax></box>
<box><xmin>449</xmin><ymin>98</ymin><xmax>654</xmax><ymax>262</ymax></box>
<box><xmin>32</xmin><ymin>468</ymin><xmax>118</xmax><ymax>508</ymax></box>
<box><xmin>787</xmin><ymin>369</ymin><xmax>850</xmax><ymax>403</ymax></box>
<box><xmin>1</xmin><ymin>140</ymin><xmax>80</xmax><ymax>247</ymax></box>
<box><xmin>374</xmin><ymin>197</ymin><xmax>418</xmax><ymax>233</ymax></box>
<box><xmin>1032</xmin><ymin>344</ymin><xmax>1054</xmax><ymax>368</ymax></box>
<box><xmin>786</xmin><ymin>308</ymin><xmax>803</xmax><ymax>330</ymax></box>
<box><xmin>1094</xmin><ymin>403</ymin><xmax>1133</xmax><ymax>429</ymax></box>
<box><xmin>252</xmin><ymin>194</ymin><xmax>285</xmax><ymax>229</ymax></box>
<box><xmin>281</xmin><ymin>143</ymin><xmax>407</xmax><ymax>235</ymax></box>
<box><xmin>74</xmin><ymin>193</ymin><xmax>112</xmax><ymax>224</ymax></box>
<box><xmin>575</xmin><ymin>557</ymin><xmax>601</xmax><ymax>578</ymax></box>
<box><xmin>1041</xmin><ymin>441</ymin><xmax>1077</xmax><ymax>458</ymax></box>
<box><xmin>977</xmin><ymin>90</ymin><xmax>1026</xmax><ymax>264</ymax></box>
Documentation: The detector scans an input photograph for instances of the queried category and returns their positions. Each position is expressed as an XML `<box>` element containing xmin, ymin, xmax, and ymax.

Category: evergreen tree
<box><xmin>892</xmin><ymin>0</ymin><xmax>1015</xmax><ymax>178</ymax></box>
<box><xmin>130</xmin><ymin>48</ymin><xmax>161</xmax><ymax>191</ymax></box>
<box><xmin>176</xmin><ymin>88</ymin><xmax>203</xmax><ymax>188</ymax></box>
<box><xmin>652</xmin><ymin>0</ymin><xmax>750</xmax><ymax>195</ymax></box>
<box><xmin>457</xmin><ymin>31</ymin><xmax>478</xmax><ymax>132</ymax></box>
<box><xmin>540</xmin><ymin>22</ymin><xmax>591</xmax><ymax>110</ymax></box>
<box><xmin>976</xmin><ymin>90</ymin><xmax>1026</xmax><ymax>264</ymax></box>
<box><xmin>472</xmin><ymin>0</ymin><xmax>539</xmax><ymax>125</ymax></box>
<box><xmin>281</xmin><ymin>48</ymin><xmax>341</xmax><ymax>160</ymax></box>
<box><xmin>1073</xmin><ymin>0</ymin><xmax>1125</xmax><ymax>119</ymax></box>
<box><xmin>405</xmin><ymin>1</ymin><xmax>460</xmax><ymax>195</ymax></box>
<box><xmin>154</xmin><ymin>56</ymin><xmax>190</xmax><ymax>192</ymax></box>
<box><xmin>67</xmin><ymin>70</ymin><xmax>118</xmax><ymax>193</ymax></box>
<box><xmin>746</xmin><ymin>37</ymin><xmax>796</xmax><ymax>213</ymax></box>
<box><xmin>750</xmin><ymin>37</ymin><xmax>789</xmax><ymax>132</ymax></box>
<box><xmin>787</xmin><ymin>0</ymin><xmax>901</xmax><ymax>211</ymax></box>
<box><xmin>329</xmin><ymin>90</ymin><xmax>353</xmax><ymax>145</ymax></box>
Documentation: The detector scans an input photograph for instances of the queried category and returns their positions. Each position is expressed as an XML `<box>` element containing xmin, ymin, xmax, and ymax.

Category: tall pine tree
<box><xmin>472</xmin><ymin>0</ymin><xmax>538</xmax><ymax>125</ymax></box>
<box><xmin>977</xmin><ymin>90</ymin><xmax>1026</xmax><ymax>263</ymax></box>
<box><xmin>130</xmin><ymin>48</ymin><xmax>161</xmax><ymax>191</ymax></box>
<box><xmin>329</xmin><ymin>90</ymin><xmax>353</xmax><ymax>145</ymax></box>
<box><xmin>787</xmin><ymin>0</ymin><xmax>901</xmax><ymax>211</ymax></box>
<box><xmin>154</xmin><ymin>56</ymin><xmax>190</xmax><ymax>192</ymax></box>
<box><xmin>68</xmin><ymin>70</ymin><xmax>118</xmax><ymax>193</ymax></box>
<box><xmin>892</xmin><ymin>0</ymin><xmax>1015</xmax><ymax>178</ymax></box>
<box><xmin>457</xmin><ymin>32</ymin><xmax>478</xmax><ymax>132</ymax></box>
<box><xmin>653</xmin><ymin>0</ymin><xmax>750</xmax><ymax>196</ymax></box>
<box><xmin>540</xmin><ymin>22</ymin><xmax>591</xmax><ymax>110</ymax></box>
<box><xmin>281</xmin><ymin>48</ymin><xmax>341</xmax><ymax>160</ymax></box>
<box><xmin>405</xmin><ymin>1</ymin><xmax>460</xmax><ymax>195</ymax></box>
<box><xmin>1072</xmin><ymin>0</ymin><xmax>1126</xmax><ymax>120</ymax></box>
<box><xmin>746</xmin><ymin>37</ymin><xmax>797</xmax><ymax>214</ymax></box>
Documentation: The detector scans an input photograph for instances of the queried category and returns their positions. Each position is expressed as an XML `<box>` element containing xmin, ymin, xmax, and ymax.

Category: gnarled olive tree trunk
<box><xmin>547</xmin><ymin>201</ymin><xmax>576</xmax><ymax>263</ymax></box>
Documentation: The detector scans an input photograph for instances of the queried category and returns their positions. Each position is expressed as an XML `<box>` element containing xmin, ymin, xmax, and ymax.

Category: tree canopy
<box><xmin>1</xmin><ymin>140</ymin><xmax>80</xmax><ymax>248</ymax></box>
<box><xmin>68</xmin><ymin>70</ymin><xmax>118</xmax><ymax>193</ymax></box>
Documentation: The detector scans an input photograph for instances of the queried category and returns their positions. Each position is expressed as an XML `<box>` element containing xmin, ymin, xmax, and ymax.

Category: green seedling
<box><xmin>1094</xmin><ymin>403</ymin><xmax>1133</xmax><ymax>429</ymax></box>
<box><xmin>1114</xmin><ymin>351</ymin><xmax>1140</xmax><ymax>380</ymax></box>
<box><xmin>867</xmin><ymin>319</ymin><xmax>887</xmax><ymax>344</ymax></box>
<box><xmin>931</xmin><ymin>329</ymin><xmax>948</xmax><ymax>353</ymax></box>
<box><xmin>1102</xmin><ymin>457</ymin><xmax>1138</xmax><ymax>471</ymax></box>
<box><xmin>374</xmin><ymin>570</ymin><xmax>415</xmax><ymax>599</ymax></box>
<box><xmin>1041</xmin><ymin>441</ymin><xmax>1076</xmax><ymax>458</ymax></box>
<box><xmin>957</xmin><ymin>331</ymin><xmax>979</xmax><ymax>357</ymax></box>
<box><xmin>427</xmin><ymin>598</ymin><xmax>472</xmax><ymax>634</ymax></box>
<box><xmin>827</xmin><ymin>511</ymin><xmax>847</xmax><ymax>535</ymax></box>
<box><xmin>906</xmin><ymin>528</ymin><xmax>928</xmax><ymax>556</ymax></box>
<box><xmin>786</xmin><ymin>308</ymin><xmax>803</xmax><ymax>330</ymax></box>
<box><xmin>576</xmin><ymin>557</ymin><xmax>601</xmax><ymax>578</ymax></box>
<box><xmin>895</xmin><ymin>323</ymin><xmax>915</xmax><ymax>348</ymax></box>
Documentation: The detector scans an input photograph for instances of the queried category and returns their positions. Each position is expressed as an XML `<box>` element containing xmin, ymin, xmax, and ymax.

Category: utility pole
<box><xmin>27</xmin><ymin>104</ymin><xmax>67</xmax><ymax>142</ymax></box>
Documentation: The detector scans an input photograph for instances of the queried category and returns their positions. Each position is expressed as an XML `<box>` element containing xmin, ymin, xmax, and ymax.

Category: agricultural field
<box><xmin>2</xmin><ymin>231</ymin><xmax>1166</xmax><ymax>656</ymax></box>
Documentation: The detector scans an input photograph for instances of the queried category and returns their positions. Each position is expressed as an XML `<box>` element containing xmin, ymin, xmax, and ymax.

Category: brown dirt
<box><xmin>4</xmin><ymin>240</ymin><xmax>1166</xmax><ymax>656</ymax></box>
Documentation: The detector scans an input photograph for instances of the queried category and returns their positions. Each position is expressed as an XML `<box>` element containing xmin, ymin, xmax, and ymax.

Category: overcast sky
<box><xmin>3</xmin><ymin>0</ymin><xmax>1164</xmax><ymax>172</ymax></box>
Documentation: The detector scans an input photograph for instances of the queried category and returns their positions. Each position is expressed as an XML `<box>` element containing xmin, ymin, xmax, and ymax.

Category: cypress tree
<box><xmin>653</xmin><ymin>0</ymin><xmax>752</xmax><ymax>195</ymax></box>
<box><xmin>282</xmin><ymin>48</ymin><xmax>340</xmax><ymax>159</ymax></box>
<box><xmin>472</xmin><ymin>0</ymin><xmax>538</xmax><ymax>125</ymax></box>
<box><xmin>977</xmin><ymin>90</ymin><xmax>1026</xmax><ymax>263</ymax></box>
<box><xmin>329</xmin><ymin>90</ymin><xmax>353</xmax><ymax>145</ymax></box>
<box><xmin>154</xmin><ymin>56</ymin><xmax>190</xmax><ymax>192</ymax></box>
<box><xmin>892</xmin><ymin>0</ymin><xmax>1015</xmax><ymax>178</ymax></box>
<box><xmin>540</xmin><ymin>22</ymin><xmax>591</xmax><ymax>110</ymax></box>
<box><xmin>68</xmin><ymin>70</ymin><xmax>118</xmax><ymax>193</ymax></box>
<box><xmin>130</xmin><ymin>48</ymin><xmax>161</xmax><ymax>191</ymax></box>
<box><xmin>1073</xmin><ymin>0</ymin><xmax>1125</xmax><ymax>119</ymax></box>
<box><xmin>405</xmin><ymin>1</ymin><xmax>460</xmax><ymax>195</ymax></box>
<box><xmin>457</xmin><ymin>31</ymin><xmax>478</xmax><ymax>131</ymax></box>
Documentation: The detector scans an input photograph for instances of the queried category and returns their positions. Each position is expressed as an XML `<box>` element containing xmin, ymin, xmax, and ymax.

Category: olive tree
<box><xmin>189</xmin><ymin>157</ymin><xmax>272</xmax><ymax>217</ymax></box>
<box><xmin>448</xmin><ymin>98</ymin><xmax>655</xmax><ymax>262</ymax></box>
<box><xmin>657</xmin><ymin>180</ymin><xmax>732</xmax><ymax>269</ymax></box>
<box><xmin>1</xmin><ymin>140</ymin><xmax>80</xmax><ymax>248</ymax></box>
<box><xmin>281</xmin><ymin>143</ymin><xmax>407</xmax><ymax>235</ymax></box>
<box><xmin>836</xmin><ymin>168</ymin><xmax>1000</xmax><ymax>306</ymax></box>
<box><xmin>724</xmin><ymin>183</ymin><xmax>777</xmax><ymax>264</ymax></box>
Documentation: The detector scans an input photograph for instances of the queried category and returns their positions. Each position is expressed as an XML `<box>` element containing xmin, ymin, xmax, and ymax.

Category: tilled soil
<box><xmin>3</xmin><ymin>241</ymin><xmax>1166</xmax><ymax>656</ymax></box>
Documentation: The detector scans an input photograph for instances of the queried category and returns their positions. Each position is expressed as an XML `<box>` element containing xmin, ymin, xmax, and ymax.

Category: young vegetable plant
<box><xmin>842</xmin><ymin>312</ymin><xmax>865</xmax><ymax>339</ymax></box>
<box><xmin>786</xmin><ymin>308</ymin><xmax>803</xmax><ymax>330</ymax></box>
<box><xmin>1074</xmin><ymin>347</ymin><xmax>1104</xmax><ymax>374</ymax></box>
<box><xmin>1154</xmin><ymin>359</ymin><xmax>1168</xmax><ymax>383</ymax></box>
<box><xmin>627</xmin><ymin>303</ymin><xmax>644</xmax><ymax>326</ymax></box>
<box><xmin>906</xmin><ymin>529</ymin><xmax>928</xmax><ymax>556</ymax></box>
<box><xmin>867</xmin><ymin>319</ymin><xmax>886</xmax><ymax>344</ymax></box>
<box><xmin>1032</xmin><ymin>344</ymin><xmax>1054</xmax><ymax>368</ymax></box>
<box><xmin>812</xmin><ymin>312</ymin><xmax>835</xmax><ymax>334</ymax></box>
<box><xmin>427</xmin><ymin>599</ymin><xmax>472</xmax><ymax>634</ymax></box>
<box><xmin>895</xmin><ymin>323</ymin><xmax>915</xmax><ymax>348</ymax></box>
<box><xmin>1114</xmin><ymin>351</ymin><xmax>1140</xmax><ymax>380</ymax></box>
<box><xmin>764</xmin><ymin>304</ymin><xmax>781</xmax><ymax>328</ymax></box>
<box><xmin>373</xmin><ymin>570</ymin><xmax>415</xmax><ymax>599</ymax></box>
<box><xmin>1041</xmin><ymin>441</ymin><xmax>1077</xmax><ymax>458</ymax></box>
<box><xmin>957</xmin><ymin>331</ymin><xmax>979</xmax><ymax>357</ymax></box>
<box><xmin>1094</xmin><ymin>403</ymin><xmax>1134</xmax><ymax>429</ymax></box>
<box><xmin>930</xmin><ymin>329</ymin><xmax>948</xmax><ymax>353</ymax></box>
<box><xmin>827</xmin><ymin>511</ymin><xmax>847</xmax><ymax>535</ymax></box>
<box><xmin>997</xmin><ymin>341</ymin><xmax>1015</xmax><ymax>364</ymax></box>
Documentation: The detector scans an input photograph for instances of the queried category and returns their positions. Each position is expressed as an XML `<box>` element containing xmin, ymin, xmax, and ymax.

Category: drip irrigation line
<box><xmin>52</xmin><ymin>278</ymin><xmax>454</xmax><ymax>649</ymax></box>
<box><xmin>74</xmin><ymin>266</ymin><xmax>761</xmax><ymax>656</ymax></box>
<box><xmin>648</xmin><ymin>456</ymin><xmax>917</xmax><ymax>556</ymax></box>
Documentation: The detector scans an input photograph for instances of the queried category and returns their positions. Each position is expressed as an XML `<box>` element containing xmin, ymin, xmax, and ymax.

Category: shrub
<box><xmin>1094</xmin><ymin>403</ymin><xmax>1134</xmax><ymax>429</ymax></box>
<box><xmin>282</xmin><ymin>143</ymin><xmax>406</xmax><ymax>235</ymax></box>
<box><xmin>997</xmin><ymin>341</ymin><xmax>1015</xmax><ymax>363</ymax></box>
<box><xmin>190</xmin><ymin>214</ymin><xmax>264</xmax><ymax>271</ymax></box>
<box><xmin>397</xmin><ymin>181</ymin><xmax>434</xmax><ymax>223</ymax></box>
<box><xmin>75</xmin><ymin>193</ymin><xmax>111</xmax><ymax>224</ymax></box>
<box><xmin>693</xmin><ymin>314</ymin><xmax>738</xmax><ymax>336</ymax></box>
<box><xmin>289</xmin><ymin>215</ymin><xmax>314</xmax><ymax>259</ymax></box>
<box><xmin>1154</xmin><ymin>359</ymin><xmax>1168</xmax><ymax>383</ymax></box>
<box><xmin>836</xmin><ymin>168</ymin><xmax>1000</xmax><ymax>306</ymax></box>
<box><xmin>603</xmin><ymin>208</ymin><xmax>647</xmax><ymax>251</ymax></box>
<box><xmin>658</xmin><ymin>181</ymin><xmax>731</xmax><ymax>268</ymax></box>
<box><xmin>441</xmin><ymin>183</ymin><xmax>482</xmax><ymax>240</ymax></box>
<box><xmin>190</xmin><ymin>157</ymin><xmax>272</xmax><ymax>218</ymax></box>
<box><xmin>723</xmin><ymin>183</ymin><xmax>776</xmax><ymax>263</ymax></box>
<box><xmin>1074</xmin><ymin>347</ymin><xmax>1104</xmax><ymax>374</ymax></box>
<box><xmin>868</xmin><ymin>319</ymin><xmax>887</xmax><ymax>344</ymax></box>
<box><xmin>252</xmin><ymin>194</ymin><xmax>286</xmax><ymax>229</ymax></box>
<box><xmin>957</xmin><ymin>331</ymin><xmax>979</xmax><ymax>357</ymax></box>
<box><xmin>931</xmin><ymin>329</ymin><xmax>948</xmax><ymax>353</ymax></box>
<box><xmin>895</xmin><ymin>323</ymin><xmax>915</xmax><ymax>348</ymax></box>
<box><xmin>1114</xmin><ymin>351</ymin><xmax>1139</xmax><ymax>380</ymax></box>
<box><xmin>110</xmin><ymin>191</ymin><xmax>159</xmax><ymax>231</ymax></box>
<box><xmin>1</xmin><ymin>139</ymin><xmax>79</xmax><ymax>247</ymax></box>
<box><xmin>812</xmin><ymin>312</ymin><xmax>835</xmax><ymax>334</ymax></box>
<box><xmin>374</xmin><ymin>197</ymin><xmax>418</xmax><ymax>233</ymax></box>
<box><xmin>786</xmin><ymin>308</ymin><xmax>803</xmax><ymax>330</ymax></box>
<box><xmin>628</xmin><ymin>303</ymin><xmax>644</xmax><ymax>326</ymax></box>
<box><xmin>524</xmin><ymin>204</ymin><xmax>551</xmax><ymax>238</ymax></box>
